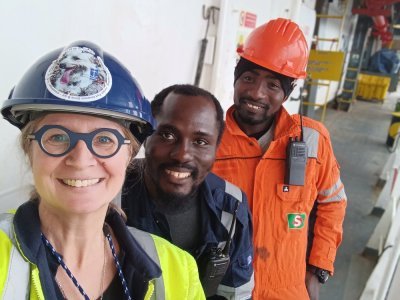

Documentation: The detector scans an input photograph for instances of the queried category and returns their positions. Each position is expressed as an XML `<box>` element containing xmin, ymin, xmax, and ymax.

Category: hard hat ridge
<box><xmin>238</xmin><ymin>18</ymin><xmax>309</xmax><ymax>79</ymax></box>
<box><xmin>1</xmin><ymin>40</ymin><xmax>155</xmax><ymax>143</ymax></box>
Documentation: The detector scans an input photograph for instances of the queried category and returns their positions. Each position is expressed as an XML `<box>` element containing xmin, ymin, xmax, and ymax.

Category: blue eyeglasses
<box><xmin>27</xmin><ymin>125</ymin><xmax>131</xmax><ymax>158</ymax></box>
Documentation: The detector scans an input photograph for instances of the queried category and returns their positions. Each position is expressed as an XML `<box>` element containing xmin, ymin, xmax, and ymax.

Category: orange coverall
<box><xmin>212</xmin><ymin>106</ymin><xmax>347</xmax><ymax>299</ymax></box>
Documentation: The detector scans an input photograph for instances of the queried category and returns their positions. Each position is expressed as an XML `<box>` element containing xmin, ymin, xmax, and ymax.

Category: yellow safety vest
<box><xmin>0</xmin><ymin>212</ymin><xmax>205</xmax><ymax>299</ymax></box>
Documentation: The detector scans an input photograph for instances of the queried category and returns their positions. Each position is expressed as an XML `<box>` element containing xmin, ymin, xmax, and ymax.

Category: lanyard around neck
<box><xmin>41</xmin><ymin>229</ymin><xmax>132</xmax><ymax>300</ymax></box>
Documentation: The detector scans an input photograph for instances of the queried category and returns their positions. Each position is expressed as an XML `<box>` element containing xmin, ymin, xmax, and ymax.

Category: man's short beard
<box><xmin>235</xmin><ymin>106</ymin><xmax>268</xmax><ymax>125</ymax></box>
<box><xmin>154</xmin><ymin>184</ymin><xmax>199</xmax><ymax>214</ymax></box>
<box><xmin>239</xmin><ymin>113</ymin><xmax>266</xmax><ymax>125</ymax></box>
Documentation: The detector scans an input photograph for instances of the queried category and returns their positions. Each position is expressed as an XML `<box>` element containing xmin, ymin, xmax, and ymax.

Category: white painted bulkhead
<box><xmin>2</xmin><ymin>0</ymin><xmax>346</xmax><ymax>211</ymax></box>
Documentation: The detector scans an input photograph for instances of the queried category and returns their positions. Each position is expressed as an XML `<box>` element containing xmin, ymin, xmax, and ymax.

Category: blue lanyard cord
<box><xmin>41</xmin><ymin>230</ymin><xmax>133</xmax><ymax>300</ymax></box>
<box><xmin>105</xmin><ymin>232</ymin><xmax>132</xmax><ymax>300</ymax></box>
<box><xmin>41</xmin><ymin>233</ymin><xmax>90</xmax><ymax>300</ymax></box>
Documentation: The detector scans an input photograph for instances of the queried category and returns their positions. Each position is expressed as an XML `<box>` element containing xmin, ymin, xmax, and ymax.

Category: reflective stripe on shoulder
<box><xmin>225</xmin><ymin>181</ymin><xmax>242</xmax><ymax>203</ymax></box>
<box><xmin>0</xmin><ymin>213</ymin><xmax>30</xmax><ymax>299</ymax></box>
<box><xmin>303</xmin><ymin>127</ymin><xmax>319</xmax><ymax>158</ymax></box>
<box><xmin>219</xmin><ymin>181</ymin><xmax>242</xmax><ymax>249</ymax></box>
<box><xmin>127</xmin><ymin>226</ymin><xmax>165</xmax><ymax>300</ymax></box>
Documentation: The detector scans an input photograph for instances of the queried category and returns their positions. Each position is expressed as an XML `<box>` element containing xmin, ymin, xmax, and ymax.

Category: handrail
<box><xmin>360</xmin><ymin>134</ymin><xmax>400</xmax><ymax>299</ymax></box>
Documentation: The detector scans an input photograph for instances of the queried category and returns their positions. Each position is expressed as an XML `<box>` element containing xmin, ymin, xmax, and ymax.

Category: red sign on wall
<box><xmin>240</xmin><ymin>11</ymin><xmax>257</xmax><ymax>29</ymax></box>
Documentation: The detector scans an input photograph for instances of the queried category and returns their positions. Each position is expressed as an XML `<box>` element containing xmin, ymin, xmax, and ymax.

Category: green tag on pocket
<box><xmin>287</xmin><ymin>213</ymin><xmax>306</xmax><ymax>229</ymax></box>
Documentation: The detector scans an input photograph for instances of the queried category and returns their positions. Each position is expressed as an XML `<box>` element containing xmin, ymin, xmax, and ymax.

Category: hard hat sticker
<box><xmin>45</xmin><ymin>46</ymin><xmax>112</xmax><ymax>102</ymax></box>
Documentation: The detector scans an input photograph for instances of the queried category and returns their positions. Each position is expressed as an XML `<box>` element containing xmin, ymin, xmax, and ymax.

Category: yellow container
<box><xmin>356</xmin><ymin>74</ymin><xmax>391</xmax><ymax>101</ymax></box>
<box><xmin>387</xmin><ymin>112</ymin><xmax>400</xmax><ymax>147</ymax></box>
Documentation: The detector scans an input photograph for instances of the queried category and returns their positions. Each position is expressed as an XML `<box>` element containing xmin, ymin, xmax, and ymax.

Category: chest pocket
<box><xmin>276</xmin><ymin>183</ymin><xmax>311</xmax><ymax>203</ymax></box>
<box><xmin>273</xmin><ymin>183</ymin><xmax>312</xmax><ymax>239</ymax></box>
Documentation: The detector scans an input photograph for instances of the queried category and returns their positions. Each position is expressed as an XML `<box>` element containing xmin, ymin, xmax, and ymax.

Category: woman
<box><xmin>0</xmin><ymin>41</ymin><xmax>205</xmax><ymax>300</ymax></box>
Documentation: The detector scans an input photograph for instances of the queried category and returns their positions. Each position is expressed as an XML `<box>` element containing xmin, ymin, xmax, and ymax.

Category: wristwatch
<box><xmin>308</xmin><ymin>265</ymin><xmax>329</xmax><ymax>284</ymax></box>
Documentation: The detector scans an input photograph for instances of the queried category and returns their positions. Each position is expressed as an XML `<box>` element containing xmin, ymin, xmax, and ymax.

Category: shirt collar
<box><xmin>226</xmin><ymin>105</ymin><xmax>300</xmax><ymax>140</ymax></box>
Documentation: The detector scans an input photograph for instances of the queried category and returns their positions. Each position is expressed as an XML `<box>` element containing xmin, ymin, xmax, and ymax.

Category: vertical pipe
<box><xmin>210</xmin><ymin>0</ymin><xmax>230</xmax><ymax>95</ymax></box>
<box><xmin>321</xmin><ymin>84</ymin><xmax>331</xmax><ymax>123</ymax></box>
<box><xmin>290</xmin><ymin>0</ymin><xmax>302</xmax><ymax>22</ymax></box>
<box><xmin>336</xmin><ymin>0</ymin><xmax>349</xmax><ymax>51</ymax></box>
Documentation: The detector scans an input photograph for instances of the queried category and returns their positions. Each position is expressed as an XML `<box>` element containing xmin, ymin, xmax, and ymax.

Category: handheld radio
<box><xmin>285</xmin><ymin>136</ymin><xmax>307</xmax><ymax>186</ymax></box>
<box><xmin>199</xmin><ymin>201</ymin><xmax>239</xmax><ymax>297</ymax></box>
<box><xmin>285</xmin><ymin>92</ymin><xmax>308</xmax><ymax>186</ymax></box>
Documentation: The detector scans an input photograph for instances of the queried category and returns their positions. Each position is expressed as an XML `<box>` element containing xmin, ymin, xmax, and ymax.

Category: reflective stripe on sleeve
<box><xmin>220</xmin><ymin>180</ymin><xmax>243</xmax><ymax>248</ymax></box>
<box><xmin>319</xmin><ymin>178</ymin><xmax>343</xmax><ymax>197</ymax></box>
<box><xmin>318</xmin><ymin>178</ymin><xmax>347</xmax><ymax>203</ymax></box>
<box><xmin>217</xmin><ymin>272</ymin><xmax>254</xmax><ymax>300</ymax></box>
<box><xmin>319</xmin><ymin>187</ymin><xmax>347</xmax><ymax>203</ymax></box>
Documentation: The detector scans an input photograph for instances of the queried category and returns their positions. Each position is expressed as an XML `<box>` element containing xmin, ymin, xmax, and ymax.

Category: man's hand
<box><xmin>305</xmin><ymin>270</ymin><xmax>321</xmax><ymax>300</ymax></box>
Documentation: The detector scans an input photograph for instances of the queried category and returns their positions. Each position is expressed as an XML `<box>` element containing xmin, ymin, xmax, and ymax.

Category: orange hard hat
<box><xmin>238</xmin><ymin>18</ymin><xmax>309</xmax><ymax>79</ymax></box>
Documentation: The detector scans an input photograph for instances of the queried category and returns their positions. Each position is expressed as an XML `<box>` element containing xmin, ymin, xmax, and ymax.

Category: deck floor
<box><xmin>317</xmin><ymin>92</ymin><xmax>399</xmax><ymax>299</ymax></box>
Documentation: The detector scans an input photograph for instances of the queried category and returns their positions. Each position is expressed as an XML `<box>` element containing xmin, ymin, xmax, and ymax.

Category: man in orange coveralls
<box><xmin>212</xmin><ymin>18</ymin><xmax>347</xmax><ymax>300</ymax></box>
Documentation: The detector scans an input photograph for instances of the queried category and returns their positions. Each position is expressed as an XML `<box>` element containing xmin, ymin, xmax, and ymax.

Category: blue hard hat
<box><xmin>1</xmin><ymin>40</ymin><xmax>155</xmax><ymax>143</ymax></box>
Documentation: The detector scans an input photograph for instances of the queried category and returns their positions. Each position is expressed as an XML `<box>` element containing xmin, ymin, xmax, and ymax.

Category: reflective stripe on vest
<box><xmin>127</xmin><ymin>226</ymin><xmax>166</xmax><ymax>300</ymax></box>
<box><xmin>219</xmin><ymin>181</ymin><xmax>242</xmax><ymax>250</ymax></box>
<box><xmin>1</xmin><ymin>213</ymin><xmax>198</xmax><ymax>300</ymax></box>
<box><xmin>0</xmin><ymin>213</ymin><xmax>31</xmax><ymax>299</ymax></box>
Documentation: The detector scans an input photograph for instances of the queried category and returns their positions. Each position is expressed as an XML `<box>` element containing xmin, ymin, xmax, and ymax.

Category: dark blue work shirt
<box><xmin>122</xmin><ymin>168</ymin><xmax>254</xmax><ymax>299</ymax></box>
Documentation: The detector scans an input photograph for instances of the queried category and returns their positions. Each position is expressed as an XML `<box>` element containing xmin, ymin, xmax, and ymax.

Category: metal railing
<box><xmin>360</xmin><ymin>134</ymin><xmax>400</xmax><ymax>299</ymax></box>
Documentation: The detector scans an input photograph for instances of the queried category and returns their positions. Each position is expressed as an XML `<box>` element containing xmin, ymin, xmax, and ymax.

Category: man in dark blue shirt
<box><xmin>122</xmin><ymin>84</ymin><xmax>254</xmax><ymax>299</ymax></box>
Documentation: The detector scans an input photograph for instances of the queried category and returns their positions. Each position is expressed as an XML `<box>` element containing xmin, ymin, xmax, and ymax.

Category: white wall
<box><xmin>205</xmin><ymin>0</ymin><xmax>316</xmax><ymax>113</ymax></box>
<box><xmin>0</xmin><ymin>0</ymin><xmax>214</xmax><ymax>210</ymax></box>
<box><xmin>0</xmin><ymin>0</ymin><xmax>318</xmax><ymax>211</ymax></box>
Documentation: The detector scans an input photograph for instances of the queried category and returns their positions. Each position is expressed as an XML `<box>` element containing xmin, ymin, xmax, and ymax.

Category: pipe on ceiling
<box><xmin>352</xmin><ymin>0</ymin><xmax>399</xmax><ymax>45</ymax></box>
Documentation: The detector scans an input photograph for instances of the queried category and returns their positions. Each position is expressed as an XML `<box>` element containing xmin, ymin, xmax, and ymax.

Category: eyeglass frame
<box><xmin>27</xmin><ymin>125</ymin><xmax>131</xmax><ymax>158</ymax></box>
